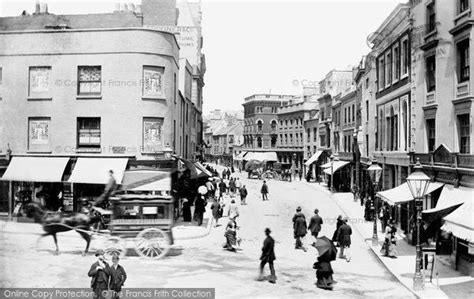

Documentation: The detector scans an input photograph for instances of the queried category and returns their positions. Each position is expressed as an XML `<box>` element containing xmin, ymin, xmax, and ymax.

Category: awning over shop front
<box><xmin>442</xmin><ymin>197</ymin><xmax>474</xmax><ymax>242</ymax></box>
<box><xmin>323</xmin><ymin>161</ymin><xmax>350</xmax><ymax>175</ymax></box>
<box><xmin>305</xmin><ymin>150</ymin><xmax>323</xmax><ymax>166</ymax></box>
<box><xmin>377</xmin><ymin>182</ymin><xmax>445</xmax><ymax>206</ymax></box>
<box><xmin>244</xmin><ymin>152</ymin><xmax>278</xmax><ymax>162</ymax></box>
<box><xmin>422</xmin><ymin>185</ymin><xmax>471</xmax><ymax>223</ymax></box>
<box><xmin>121</xmin><ymin>170</ymin><xmax>171</xmax><ymax>191</ymax></box>
<box><xmin>194</xmin><ymin>162</ymin><xmax>212</xmax><ymax>177</ymax></box>
<box><xmin>1</xmin><ymin>156</ymin><xmax>69</xmax><ymax>182</ymax></box>
<box><xmin>68</xmin><ymin>158</ymin><xmax>128</xmax><ymax>185</ymax></box>
<box><xmin>234</xmin><ymin>151</ymin><xmax>248</xmax><ymax>161</ymax></box>
<box><xmin>320</xmin><ymin>161</ymin><xmax>331</xmax><ymax>168</ymax></box>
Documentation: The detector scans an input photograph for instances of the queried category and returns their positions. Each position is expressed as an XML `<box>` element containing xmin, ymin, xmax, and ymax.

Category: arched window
<box><xmin>271</xmin><ymin>136</ymin><xmax>277</xmax><ymax>148</ymax></box>
<box><xmin>257</xmin><ymin>137</ymin><xmax>262</xmax><ymax>148</ymax></box>
<box><xmin>271</xmin><ymin>120</ymin><xmax>277</xmax><ymax>131</ymax></box>
<box><xmin>257</xmin><ymin>120</ymin><xmax>263</xmax><ymax>132</ymax></box>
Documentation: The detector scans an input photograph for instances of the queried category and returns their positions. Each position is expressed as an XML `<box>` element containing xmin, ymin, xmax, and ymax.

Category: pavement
<box><xmin>0</xmin><ymin>164</ymin><xmax>471</xmax><ymax>298</ymax></box>
<box><xmin>302</xmin><ymin>179</ymin><xmax>474</xmax><ymax>299</ymax></box>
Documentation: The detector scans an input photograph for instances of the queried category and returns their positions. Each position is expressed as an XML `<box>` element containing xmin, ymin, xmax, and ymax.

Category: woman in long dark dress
<box><xmin>314</xmin><ymin>244</ymin><xmax>337</xmax><ymax>290</ymax></box>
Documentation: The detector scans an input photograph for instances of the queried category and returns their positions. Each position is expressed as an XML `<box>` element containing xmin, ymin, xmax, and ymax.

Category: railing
<box><xmin>413</xmin><ymin>152</ymin><xmax>474</xmax><ymax>169</ymax></box>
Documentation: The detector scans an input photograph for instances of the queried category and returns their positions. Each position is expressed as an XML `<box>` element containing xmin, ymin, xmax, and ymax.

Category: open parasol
<box><xmin>198</xmin><ymin>185</ymin><xmax>208</xmax><ymax>195</ymax></box>
<box><xmin>313</xmin><ymin>236</ymin><xmax>337</xmax><ymax>261</ymax></box>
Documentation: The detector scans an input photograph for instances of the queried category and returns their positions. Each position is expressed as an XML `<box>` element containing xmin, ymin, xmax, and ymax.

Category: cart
<box><xmin>101</xmin><ymin>193</ymin><xmax>175</xmax><ymax>260</ymax></box>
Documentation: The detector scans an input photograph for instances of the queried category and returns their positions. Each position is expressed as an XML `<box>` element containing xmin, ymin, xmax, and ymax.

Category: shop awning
<box><xmin>442</xmin><ymin>197</ymin><xmax>474</xmax><ymax>242</ymax></box>
<box><xmin>422</xmin><ymin>185</ymin><xmax>470</xmax><ymax>223</ymax></box>
<box><xmin>323</xmin><ymin>161</ymin><xmax>350</xmax><ymax>175</ymax></box>
<box><xmin>68</xmin><ymin>158</ymin><xmax>128</xmax><ymax>185</ymax></box>
<box><xmin>377</xmin><ymin>182</ymin><xmax>445</xmax><ymax>206</ymax></box>
<box><xmin>320</xmin><ymin>161</ymin><xmax>331</xmax><ymax>168</ymax></box>
<box><xmin>194</xmin><ymin>161</ymin><xmax>212</xmax><ymax>177</ymax></box>
<box><xmin>305</xmin><ymin>150</ymin><xmax>323</xmax><ymax>166</ymax></box>
<box><xmin>244</xmin><ymin>152</ymin><xmax>278</xmax><ymax>162</ymax></box>
<box><xmin>1</xmin><ymin>156</ymin><xmax>69</xmax><ymax>182</ymax></box>
<box><xmin>234</xmin><ymin>151</ymin><xmax>248</xmax><ymax>161</ymax></box>
<box><xmin>121</xmin><ymin>170</ymin><xmax>171</xmax><ymax>191</ymax></box>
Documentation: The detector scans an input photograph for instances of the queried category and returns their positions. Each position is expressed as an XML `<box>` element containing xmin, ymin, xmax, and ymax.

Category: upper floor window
<box><xmin>271</xmin><ymin>120</ymin><xmax>277</xmax><ymax>131</ymax></box>
<box><xmin>28</xmin><ymin>117</ymin><xmax>51</xmax><ymax>151</ymax></box>
<box><xmin>0</xmin><ymin>67</ymin><xmax>2</xmax><ymax>99</ymax></box>
<box><xmin>307</xmin><ymin>128</ymin><xmax>310</xmax><ymax>140</ymax></box>
<box><xmin>401</xmin><ymin>37</ymin><xmax>409</xmax><ymax>77</ymax></box>
<box><xmin>426</xmin><ymin>118</ymin><xmax>436</xmax><ymax>152</ymax></box>
<box><xmin>257</xmin><ymin>120</ymin><xmax>263</xmax><ymax>132</ymax></box>
<box><xmin>313</xmin><ymin>128</ymin><xmax>317</xmax><ymax>142</ymax></box>
<box><xmin>427</xmin><ymin>1</ymin><xmax>436</xmax><ymax>33</ymax></box>
<box><xmin>458</xmin><ymin>39</ymin><xmax>470</xmax><ymax>83</ymax></box>
<box><xmin>29</xmin><ymin>66</ymin><xmax>51</xmax><ymax>97</ymax></box>
<box><xmin>458</xmin><ymin>114</ymin><xmax>470</xmax><ymax>153</ymax></box>
<box><xmin>352</xmin><ymin>104</ymin><xmax>355</xmax><ymax>122</ymax></box>
<box><xmin>426</xmin><ymin>55</ymin><xmax>436</xmax><ymax>92</ymax></box>
<box><xmin>459</xmin><ymin>0</ymin><xmax>470</xmax><ymax>14</ymax></box>
<box><xmin>378</xmin><ymin>56</ymin><xmax>385</xmax><ymax>90</ymax></box>
<box><xmin>77</xmin><ymin>117</ymin><xmax>101</xmax><ymax>148</ymax></box>
<box><xmin>271</xmin><ymin>106</ymin><xmax>278</xmax><ymax>113</ymax></box>
<box><xmin>393</xmin><ymin>44</ymin><xmax>400</xmax><ymax>82</ymax></box>
<box><xmin>143</xmin><ymin>66</ymin><xmax>164</xmax><ymax>98</ymax></box>
<box><xmin>257</xmin><ymin>137</ymin><xmax>262</xmax><ymax>148</ymax></box>
<box><xmin>143</xmin><ymin>117</ymin><xmax>163</xmax><ymax>152</ymax></box>
<box><xmin>366</xmin><ymin>100</ymin><xmax>369</xmax><ymax>121</ymax></box>
<box><xmin>255</xmin><ymin>106</ymin><xmax>263</xmax><ymax>113</ymax></box>
<box><xmin>78</xmin><ymin>66</ymin><xmax>101</xmax><ymax>95</ymax></box>
<box><xmin>385</xmin><ymin>50</ymin><xmax>392</xmax><ymax>87</ymax></box>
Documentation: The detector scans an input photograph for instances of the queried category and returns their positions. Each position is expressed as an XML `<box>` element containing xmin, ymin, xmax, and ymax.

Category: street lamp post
<box><xmin>406</xmin><ymin>158</ymin><xmax>431</xmax><ymax>291</ymax></box>
<box><xmin>367</xmin><ymin>159</ymin><xmax>382</xmax><ymax>246</ymax></box>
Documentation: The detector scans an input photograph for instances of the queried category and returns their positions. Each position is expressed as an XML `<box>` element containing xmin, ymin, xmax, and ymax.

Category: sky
<box><xmin>0</xmin><ymin>0</ymin><xmax>403</xmax><ymax>114</ymax></box>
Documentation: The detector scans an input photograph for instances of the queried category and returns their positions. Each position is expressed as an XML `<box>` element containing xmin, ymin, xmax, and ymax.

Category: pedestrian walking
<box><xmin>308</xmin><ymin>209</ymin><xmax>323</xmax><ymax>244</ymax></box>
<box><xmin>211</xmin><ymin>198</ymin><xmax>221</xmax><ymax>227</ymax></box>
<box><xmin>258</xmin><ymin>228</ymin><xmax>276</xmax><ymax>284</ymax></box>
<box><xmin>381</xmin><ymin>220</ymin><xmax>398</xmax><ymax>258</ymax></box>
<box><xmin>229</xmin><ymin>178</ymin><xmax>236</xmax><ymax>196</ymax></box>
<box><xmin>222</xmin><ymin>169</ymin><xmax>226</xmax><ymax>179</ymax></box>
<box><xmin>223</xmin><ymin>220</ymin><xmax>241</xmax><ymax>252</ymax></box>
<box><xmin>331</xmin><ymin>215</ymin><xmax>344</xmax><ymax>246</ymax></box>
<box><xmin>226</xmin><ymin>168</ymin><xmax>231</xmax><ymax>179</ymax></box>
<box><xmin>261</xmin><ymin>180</ymin><xmax>269</xmax><ymax>201</ymax></box>
<box><xmin>337</xmin><ymin>217</ymin><xmax>352</xmax><ymax>262</ymax></box>
<box><xmin>218</xmin><ymin>180</ymin><xmax>227</xmax><ymax>199</ymax></box>
<box><xmin>88</xmin><ymin>250</ymin><xmax>111</xmax><ymax>299</ymax></box>
<box><xmin>109</xmin><ymin>255</ymin><xmax>127</xmax><ymax>299</ymax></box>
<box><xmin>292</xmin><ymin>207</ymin><xmax>308</xmax><ymax>251</ymax></box>
<box><xmin>239</xmin><ymin>185</ymin><xmax>248</xmax><ymax>205</ymax></box>
<box><xmin>205</xmin><ymin>178</ymin><xmax>215</xmax><ymax>200</ymax></box>
<box><xmin>194</xmin><ymin>195</ymin><xmax>207</xmax><ymax>226</ymax></box>
<box><xmin>380</xmin><ymin>204</ymin><xmax>390</xmax><ymax>232</ymax></box>
<box><xmin>299</xmin><ymin>168</ymin><xmax>303</xmax><ymax>181</ymax></box>
<box><xmin>228</xmin><ymin>199</ymin><xmax>240</xmax><ymax>226</ymax></box>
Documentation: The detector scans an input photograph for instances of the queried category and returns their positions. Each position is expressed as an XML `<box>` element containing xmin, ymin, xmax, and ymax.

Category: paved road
<box><xmin>0</xmin><ymin>172</ymin><xmax>414</xmax><ymax>298</ymax></box>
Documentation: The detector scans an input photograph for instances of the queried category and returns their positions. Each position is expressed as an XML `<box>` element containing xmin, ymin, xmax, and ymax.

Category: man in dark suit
<box><xmin>258</xmin><ymin>228</ymin><xmax>276</xmax><ymax>283</ymax></box>
<box><xmin>88</xmin><ymin>250</ymin><xmax>111</xmax><ymax>299</ymax></box>
<box><xmin>308</xmin><ymin>209</ymin><xmax>323</xmax><ymax>244</ymax></box>
<box><xmin>109</xmin><ymin>255</ymin><xmax>127</xmax><ymax>299</ymax></box>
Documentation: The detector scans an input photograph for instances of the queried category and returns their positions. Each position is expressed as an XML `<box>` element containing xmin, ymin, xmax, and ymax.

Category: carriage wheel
<box><xmin>134</xmin><ymin>228</ymin><xmax>171</xmax><ymax>259</ymax></box>
<box><xmin>103</xmin><ymin>236</ymin><xmax>127</xmax><ymax>259</ymax></box>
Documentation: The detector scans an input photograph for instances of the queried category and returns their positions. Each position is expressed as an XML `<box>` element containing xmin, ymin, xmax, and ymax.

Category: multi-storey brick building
<box><xmin>242</xmin><ymin>94</ymin><xmax>292</xmax><ymax>153</ymax></box>
<box><xmin>0</xmin><ymin>0</ymin><xmax>203</xmax><ymax>216</ymax></box>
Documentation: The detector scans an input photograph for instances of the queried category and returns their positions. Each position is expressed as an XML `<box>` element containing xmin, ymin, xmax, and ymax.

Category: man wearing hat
<box><xmin>292</xmin><ymin>207</ymin><xmax>308</xmax><ymax>251</ymax></box>
<box><xmin>88</xmin><ymin>249</ymin><xmax>111</xmax><ymax>299</ymax></box>
<box><xmin>258</xmin><ymin>228</ymin><xmax>276</xmax><ymax>283</ymax></box>
<box><xmin>308</xmin><ymin>209</ymin><xmax>323</xmax><ymax>244</ymax></box>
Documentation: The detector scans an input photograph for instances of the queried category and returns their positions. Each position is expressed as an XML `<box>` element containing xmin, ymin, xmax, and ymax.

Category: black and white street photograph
<box><xmin>0</xmin><ymin>0</ymin><xmax>473</xmax><ymax>298</ymax></box>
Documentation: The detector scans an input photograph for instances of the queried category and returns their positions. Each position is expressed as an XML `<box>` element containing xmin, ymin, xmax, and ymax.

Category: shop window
<box><xmin>426</xmin><ymin>55</ymin><xmax>436</xmax><ymax>92</ymax></box>
<box><xmin>78</xmin><ymin>66</ymin><xmax>101</xmax><ymax>95</ymax></box>
<box><xmin>458</xmin><ymin>114</ymin><xmax>470</xmax><ymax>153</ymax></box>
<box><xmin>457</xmin><ymin>39</ymin><xmax>470</xmax><ymax>83</ymax></box>
<box><xmin>77</xmin><ymin>117</ymin><xmax>101</xmax><ymax>148</ymax></box>
<box><xmin>426</xmin><ymin>118</ymin><xmax>436</xmax><ymax>152</ymax></box>
<box><xmin>28</xmin><ymin>117</ymin><xmax>51</xmax><ymax>151</ymax></box>
<box><xmin>143</xmin><ymin>66</ymin><xmax>164</xmax><ymax>98</ymax></box>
